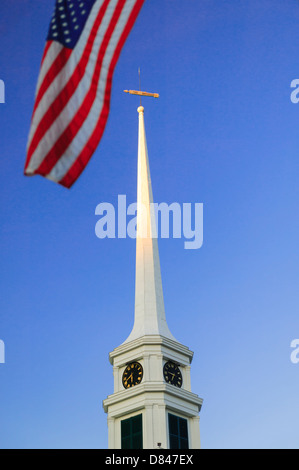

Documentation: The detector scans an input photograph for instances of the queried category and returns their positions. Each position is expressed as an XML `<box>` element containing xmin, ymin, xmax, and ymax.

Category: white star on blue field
<box><xmin>47</xmin><ymin>0</ymin><xmax>96</xmax><ymax>48</ymax></box>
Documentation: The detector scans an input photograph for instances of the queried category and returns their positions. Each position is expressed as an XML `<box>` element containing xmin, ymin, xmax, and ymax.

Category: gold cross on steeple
<box><xmin>124</xmin><ymin>68</ymin><xmax>159</xmax><ymax>103</ymax></box>
<box><xmin>123</xmin><ymin>89</ymin><xmax>159</xmax><ymax>99</ymax></box>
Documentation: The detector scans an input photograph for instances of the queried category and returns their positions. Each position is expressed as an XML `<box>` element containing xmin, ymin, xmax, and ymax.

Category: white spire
<box><xmin>123</xmin><ymin>106</ymin><xmax>176</xmax><ymax>343</ymax></box>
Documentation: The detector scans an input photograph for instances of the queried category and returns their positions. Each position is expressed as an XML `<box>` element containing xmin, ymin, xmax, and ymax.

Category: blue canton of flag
<box><xmin>47</xmin><ymin>0</ymin><xmax>97</xmax><ymax>49</ymax></box>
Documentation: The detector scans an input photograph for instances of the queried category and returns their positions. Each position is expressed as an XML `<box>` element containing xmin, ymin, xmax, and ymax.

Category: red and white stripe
<box><xmin>25</xmin><ymin>0</ymin><xmax>145</xmax><ymax>188</ymax></box>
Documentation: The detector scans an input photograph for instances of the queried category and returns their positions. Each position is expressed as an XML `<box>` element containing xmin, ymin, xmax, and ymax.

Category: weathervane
<box><xmin>124</xmin><ymin>68</ymin><xmax>159</xmax><ymax>105</ymax></box>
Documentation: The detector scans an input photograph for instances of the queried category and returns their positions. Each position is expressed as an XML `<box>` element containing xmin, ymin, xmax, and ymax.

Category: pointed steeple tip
<box><xmin>122</xmin><ymin>100</ymin><xmax>177</xmax><ymax>346</ymax></box>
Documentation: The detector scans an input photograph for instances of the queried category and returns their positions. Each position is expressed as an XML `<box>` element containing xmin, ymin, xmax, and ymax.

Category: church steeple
<box><xmin>123</xmin><ymin>105</ymin><xmax>176</xmax><ymax>343</ymax></box>
<box><xmin>103</xmin><ymin>98</ymin><xmax>203</xmax><ymax>450</ymax></box>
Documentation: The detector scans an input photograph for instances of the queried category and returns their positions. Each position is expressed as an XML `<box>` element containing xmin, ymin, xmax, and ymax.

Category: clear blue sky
<box><xmin>1</xmin><ymin>0</ymin><xmax>299</xmax><ymax>449</ymax></box>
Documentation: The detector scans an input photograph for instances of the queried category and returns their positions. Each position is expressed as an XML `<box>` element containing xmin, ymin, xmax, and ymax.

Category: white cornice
<box><xmin>103</xmin><ymin>381</ymin><xmax>203</xmax><ymax>415</ymax></box>
<box><xmin>109</xmin><ymin>334</ymin><xmax>194</xmax><ymax>365</ymax></box>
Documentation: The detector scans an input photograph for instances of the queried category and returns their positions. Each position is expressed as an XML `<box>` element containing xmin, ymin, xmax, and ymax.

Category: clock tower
<box><xmin>103</xmin><ymin>102</ymin><xmax>203</xmax><ymax>449</ymax></box>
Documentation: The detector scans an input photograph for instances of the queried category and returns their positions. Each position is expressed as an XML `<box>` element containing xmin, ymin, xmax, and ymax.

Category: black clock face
<box><xmin>163</xmin><ymin>361</ymin><xmax>182</xmax><ymax>388</ymax></box>
<box><xmin>122</xmin><ymin>362</ymin><xmax>143</xmax><ymax>389</ymax></box>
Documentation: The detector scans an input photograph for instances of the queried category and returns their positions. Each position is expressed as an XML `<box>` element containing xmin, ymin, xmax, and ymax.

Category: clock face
<box><xmin>122</xmin><ymin>362</ymin><xmax>143</xmax><ymax>389</ymax></box>
<box><xmin>163</xmin><ymin>361</ymin><xmax>182</xmax><ymax>388</ymax></box>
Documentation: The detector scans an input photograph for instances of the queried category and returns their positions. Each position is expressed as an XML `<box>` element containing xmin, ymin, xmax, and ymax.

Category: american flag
<box><xmin>24</xmin><ymin>0</ymin><xmax>145</xmax><ymax>188</ymax></box>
